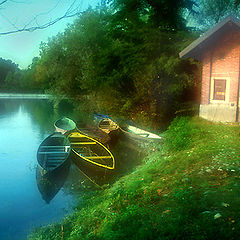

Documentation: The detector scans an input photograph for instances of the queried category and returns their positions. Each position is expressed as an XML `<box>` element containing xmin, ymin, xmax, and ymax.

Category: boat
<box><xmin>98</xmin><ymin>118</ymin><xmax>119</xmax><ymax>134</ymax></box>
<box><xmin>121</xmin><ymin>125</ymin><xmax>162</xmax><ymax>141</ymax></box>
<box><xmin>93</xmin><ymin>113</ymin><xmax>112</xmax><ymax>122</ymax></box>
<box><xmin>94</xmin><ymin>113</ymin><xmax>119</xmax><ymax>134</ymax></box>
<box><xmin>95</xmin><ymin>115</ymin><xmax>161</xmax><ymax>141</ymax></box>
<box><xmin>94</xmin><ymin>113</ymin><xmax>161</xmax><ymax>141</ymax></box>
<box><xmin>66</xmin><ymin>131</ymin><xmax>115</xmax><ymax>171</ymax></box>
<box><xmin>37</xmin><ymin>132</ymin><xmax>71</xmax><ymax>172</ymax></box>
<box><xmin>77</xmin><ymin>122</ymin><xmax>111</xmax><ymax>144</ymax></box>
<box><xmin>54</xmin><ymin>117</ymin><xmax>76</xmax><ymax>134</ymax></box>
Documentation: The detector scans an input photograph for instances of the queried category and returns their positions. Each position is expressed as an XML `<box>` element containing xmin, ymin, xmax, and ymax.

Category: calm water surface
<box><xmin>0</xmin><ymin>99</ymin><xmax>77</xmax><ymax>240</ymax></box>
<box><xmin>0</xmin><ymin>98</ymin><xmax>144</xmax><ymax>240</ymax></box>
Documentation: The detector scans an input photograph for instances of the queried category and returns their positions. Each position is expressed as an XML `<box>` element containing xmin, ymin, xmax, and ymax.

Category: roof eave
<box><xmin>179</xmin><ymin>15</ymin><xmax>240</xmax><ymax>60</ymax></box>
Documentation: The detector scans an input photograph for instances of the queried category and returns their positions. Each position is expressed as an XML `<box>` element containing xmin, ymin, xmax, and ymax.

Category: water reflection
<box><xmin>36</xmin><ymin>162</ymin><xmax>71</xmax><ymax>204</ymax></box>
<box><xmin>0</xmin><ymin>98</ymin><xmax>76</xmax><ymax>240</ymax></box>
<box><xmin>0</xmin><ymin>98</ymin><xmax>145</xmax><ymax>240</ymax></box>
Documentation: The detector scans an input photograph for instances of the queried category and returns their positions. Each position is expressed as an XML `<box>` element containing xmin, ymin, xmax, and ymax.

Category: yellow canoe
<box><xmin>67</xmin><ymin>131</ymin><xmax>115</xmax><ymax>170</ymax></box>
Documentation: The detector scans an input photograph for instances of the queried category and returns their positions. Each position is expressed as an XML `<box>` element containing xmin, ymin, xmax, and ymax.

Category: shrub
<box><xmin>164</xmin><ymin>116</ymin><xmax>197</xmax><ymax>151</ymax></box>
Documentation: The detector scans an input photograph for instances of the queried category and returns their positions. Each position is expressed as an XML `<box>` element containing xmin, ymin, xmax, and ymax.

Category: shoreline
<box><xmin>0</xmin><ymin>93</ymin><xmax>51</xmax><ymax>99</ymax></box>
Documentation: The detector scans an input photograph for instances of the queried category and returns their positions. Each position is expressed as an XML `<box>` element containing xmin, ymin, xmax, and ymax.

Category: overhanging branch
<box><xmin>0</xmin><ymin>0</ymin><xmax>84</xmax><ymax>36</ymax></box>
<box><xmin>0</xmin><ymin>0</ymin><xmax>8</xmax><ymax>6</ymax></box>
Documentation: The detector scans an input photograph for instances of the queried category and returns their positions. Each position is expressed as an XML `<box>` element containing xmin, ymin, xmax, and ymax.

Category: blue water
<box><xmin>0</xmin><ymin>99</ymin><xmax>76</xmax><ymax>240</ymax></box>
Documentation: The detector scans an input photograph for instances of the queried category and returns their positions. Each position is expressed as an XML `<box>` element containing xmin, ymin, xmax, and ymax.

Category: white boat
<box><xmin>122</xmin><ymin>125</ymin><xmax>162</xmax><ymax>141</ymax></box>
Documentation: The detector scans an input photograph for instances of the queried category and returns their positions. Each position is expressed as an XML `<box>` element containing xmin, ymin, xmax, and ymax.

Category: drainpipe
<box><xmin>237</xmin><ymin>53</ymin><xmax>240</xmax><ymax>122</ymax></box>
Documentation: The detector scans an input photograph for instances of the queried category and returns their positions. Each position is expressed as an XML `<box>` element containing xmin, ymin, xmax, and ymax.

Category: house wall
<box><xmin>200</xmin><ymin>29</ymin><xmax>240</xmax><ymax>122</ymax></box>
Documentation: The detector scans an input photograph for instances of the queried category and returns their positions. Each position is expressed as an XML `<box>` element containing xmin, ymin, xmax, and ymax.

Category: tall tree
<box><xmin>188</xmin><ymin>0</ymin><xmax>240</xmax><ymax>30</ymax></box>
<box><xmin>0</xmin><ymin>58</ymin><xmax>18</xmax><ymax>88</ymax></box>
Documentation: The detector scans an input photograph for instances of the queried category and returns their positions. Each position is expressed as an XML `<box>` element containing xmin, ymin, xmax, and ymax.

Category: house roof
<box><xmin>179</xmin><ymin>15</ymin><xmax>240</xmax><ymax>61</ymax></box>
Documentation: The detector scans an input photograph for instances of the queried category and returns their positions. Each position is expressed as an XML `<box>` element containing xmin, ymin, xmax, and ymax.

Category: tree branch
<box><xmin>0</xmin><ymin>0</ymin><xmax>85</xmax><ymax>36</ymax></box>
<box><xmin>0</xmin><ymin>0</ymin><xmax>8</xmax><ymax>6</ymax></box>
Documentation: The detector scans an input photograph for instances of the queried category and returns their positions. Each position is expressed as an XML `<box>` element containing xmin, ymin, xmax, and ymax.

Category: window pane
<box><xmin>213</xmin><ymin>79</ymin><xmax>226</xmax><ymax>100</ymax></box>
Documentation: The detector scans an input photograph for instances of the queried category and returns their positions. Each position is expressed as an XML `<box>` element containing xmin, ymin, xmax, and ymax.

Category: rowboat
<box><xmin>37</xmin><ymin>132</ymin><xmax>71</xmax><ymax>172</ymax></box>
<box><xmin>94</xmin><ymin>113</ymin><xmax>119</xmax><ymax>134</ymax></box>
<box><xmin>54</xmin><ymin>117</ymin><xmax>76</xmax><ymax>134</ymax></box>
<box><xmin>121</xmin><ymin>125</ymin><xmax>162</xmax><ymax>141</ymax></box>
<box><xmin>93</xmin><ymin>113</ymin><xmax>111</xmax><ymax>122</ymax></box>
<box><xmin>98</xmin><ymin>118</ymin><xmax>119</xmax><ymax>134</ymax></box>
<box><xmin>95</xmin><ymin>115</ymin><xmax>161</xmax><ymax>141</ymax></box>
<box><xmin>67</xmin><ymin>131</ymin><xmax>115</xmax><ymax>170</ymax></box>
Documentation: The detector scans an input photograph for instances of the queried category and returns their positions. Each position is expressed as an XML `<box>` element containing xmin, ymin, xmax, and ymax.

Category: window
<box><xmin>210</xmin><ymin>77</ymin><xmax>230</xmax><ymax>103</ymax></box>
<box><xmin>213</xmin><ymin>79</ymin><xmax>226</xmax><ymax>100</ymax></box>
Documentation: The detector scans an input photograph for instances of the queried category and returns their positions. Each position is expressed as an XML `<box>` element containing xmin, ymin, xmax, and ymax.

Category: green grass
<box><xmin>28</xmin><ymin>117</ymin><xmax>240</xmax><ymax>240</ymax></box>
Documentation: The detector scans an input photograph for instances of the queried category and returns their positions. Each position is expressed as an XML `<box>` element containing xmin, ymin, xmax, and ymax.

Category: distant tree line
<box><xmin>2</xmin><ymin>0</ymin><xmax>240</xmax><ymax>126</ymax></box>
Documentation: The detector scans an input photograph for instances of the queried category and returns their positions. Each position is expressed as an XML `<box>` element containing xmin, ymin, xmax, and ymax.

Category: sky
<box><xmin>0</xmin><ymin>0</ymin><xmax>100</xmax><ymax>69</ymax></box>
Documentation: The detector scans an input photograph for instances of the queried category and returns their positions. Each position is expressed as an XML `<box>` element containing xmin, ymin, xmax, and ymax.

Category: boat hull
<box><xmin>54</xmin><ymin>117</ymin><xmax>76</xmax><ymax>133</ymax></box>
<box><xmin>123</xmin><ymin>125</ymin><xmax>162</xmax><ymax>141</ymax></box>
<box><xmin>37</xmin><ymin>132</ymin><xmax>71</xmax><ymax>172</ymax></box>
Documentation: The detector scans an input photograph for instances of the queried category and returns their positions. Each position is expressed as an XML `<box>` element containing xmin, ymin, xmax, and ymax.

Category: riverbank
<box><xmin>0</xmin><ymin>93</ymin><xmax>51</xmax><ymax>99</ymax></box>
<box><xmin>27</xmin><ymin>116</ymin><xmax>240</xmax><ymax>240</ymax></box>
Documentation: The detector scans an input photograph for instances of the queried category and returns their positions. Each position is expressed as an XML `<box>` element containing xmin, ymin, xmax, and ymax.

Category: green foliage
<box><xmin>189</xmin><ymin>0</ymin><xmax>240</xmax><ymax>30</ymax></box>
<box><xmin>27</xmin><ymin>118</ymin><xmax>240</xmax><ymax>240</ymax></box>
<box><xmin>4</xmin><ymin>1</ymin><xmax>201</xmax><ymax>127</ymax></box>
<box><xmin>164</xmin><ymin>116</ymin><xmax>199</xmax><ymax>151</ymax></box>
<box><xmin>108</xmin><ymin>0</ymin><xmax>196</xmax><ymax>30</ymax></box>
<box><xmin>0</xmin><ymin>58</ymin><xmax>18</xmax><ymax>89</ymax></box>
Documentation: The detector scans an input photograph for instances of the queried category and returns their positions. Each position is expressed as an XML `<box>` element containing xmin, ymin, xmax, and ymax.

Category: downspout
<box><xmin>236</xmin><ymin>50</ymin><xmax>240</xmax><ymax>122</ymax></box>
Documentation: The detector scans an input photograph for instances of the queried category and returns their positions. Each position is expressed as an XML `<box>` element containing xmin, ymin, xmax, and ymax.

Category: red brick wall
<box><xmin>201</xmin><ymin>29</ymin><xmax>240</xmax><ymax>105</ymax></box>
<box><xmin>201</xmin><ymin>52</ymin><xmax>211</xmax><ymax>104</ymax></box>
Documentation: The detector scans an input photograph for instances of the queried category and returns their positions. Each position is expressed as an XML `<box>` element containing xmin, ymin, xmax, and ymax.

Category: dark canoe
<box><xmin>66</xmin><ymin>131</ymin><xmax>115</xmax><ymax>172</ymax></box>
<box><xmin>37</xmin><ymin>132</ymin><xmax>71</xmax><ymax>172</ymax></box>
<box><xmin>54</xmin><ymin>117</ymin><xmax>76</xmax><ymax>134</ymax></box>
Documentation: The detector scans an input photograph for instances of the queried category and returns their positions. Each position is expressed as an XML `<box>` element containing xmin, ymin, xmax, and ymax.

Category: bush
<box><xmin>164</xmin><ymin>116</ymin><xmax>197</xmax><ymax>151</ymax></box>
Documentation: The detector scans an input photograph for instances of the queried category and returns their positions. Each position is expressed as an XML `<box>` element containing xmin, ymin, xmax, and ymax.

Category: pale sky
<box><xmin>0</xmin><ymin>0</ymin><xmax>100</xmax><ymax>69</ymax></box>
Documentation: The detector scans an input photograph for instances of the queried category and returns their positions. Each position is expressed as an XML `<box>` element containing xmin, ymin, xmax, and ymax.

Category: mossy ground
<box><xmin>28</xmin><ymin>117</ymin><xmax>240</xmax><ymax>240</ymax></box>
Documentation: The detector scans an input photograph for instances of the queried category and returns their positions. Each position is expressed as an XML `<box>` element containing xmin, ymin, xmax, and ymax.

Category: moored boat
<box><xmin>94</xmin><ymin>113</ymin><xmax>119</xmax><ymax>134</ymax></box>
<box><xmin>95</xmin><ymin>114</ymin><xmax>162</xmax><ymax>141</ymax></box>
<box><xmin>121</xmin><ymin>125</ymin><xmax>162</xmax><ymax>141</ymax></box>
<box><xmin>66</xmin><ymin>131</ymin><xmax>115</xmax><ymax>171</ymax></box>
<box><xmin>98</xmin><ymin>118</ymin><xmax>119</xmax><ymax>134</ymax></box>
<box><xmin>37</xmin><ymin>132</ymin><xmax>71</xmax><ymax>172</ymax></box>
<box><xmin>54</xmin><ymin>117</ymin><xmax>76</xmax><ymax>134</ymax></box>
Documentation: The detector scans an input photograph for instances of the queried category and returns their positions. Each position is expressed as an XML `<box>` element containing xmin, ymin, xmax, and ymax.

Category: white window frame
<box><xmin>210</xmin><ymin>77</ymin><xmax>230</xmax><ymax>103</ymax></box>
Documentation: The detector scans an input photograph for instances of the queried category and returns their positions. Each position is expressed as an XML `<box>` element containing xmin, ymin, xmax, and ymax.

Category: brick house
<box><xmin>180</xmin><ymin>15</ymin><xmax>240</xmax><ymax>122</ymax></box>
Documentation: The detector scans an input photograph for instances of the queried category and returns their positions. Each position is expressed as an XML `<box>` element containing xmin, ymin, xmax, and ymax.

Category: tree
<box><xmin>0</xmin><ymin>0</ymin><xmax>95</xmax><ymax>35</ymax></box>
<box><xmin>0</xmin><ymin>58</ymin><xmax>18</xmax><ymax>88</ymax></box>
<box><xmin>107</xmin><ymin>0</ymin><xmax>196</xmax><ymax>30</ymax></box>
<box><xmin>188</xmin><ymin>0</ymin><xmax>240</xmax><ymax>30</ymax></box>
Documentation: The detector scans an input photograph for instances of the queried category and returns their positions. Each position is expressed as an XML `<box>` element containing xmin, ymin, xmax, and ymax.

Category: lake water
<box><xmin>0</xmin><ymin>98</ymin><xmax>78</xmax><ymax>240</ymax></box>
<box><xmin>0</xmin><ymin>98</ymin><xmax>144</xmax><ymax>240</ymax></box>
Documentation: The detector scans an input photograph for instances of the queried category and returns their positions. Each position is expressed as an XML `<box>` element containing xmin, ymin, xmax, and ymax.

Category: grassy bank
<box><xmin>28</xmin><ymin>117</ymin><xmax>240</xmax><ymax>240</ymax></box>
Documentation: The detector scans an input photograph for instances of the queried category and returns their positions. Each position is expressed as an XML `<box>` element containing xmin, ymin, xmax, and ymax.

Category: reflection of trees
<box><xmin>20</xmin><ymin>99</ymin><xmax>77</xmax><ymax>136</ymax></box>
<box><xmin>0</xmin><ymin>99</ymin><xmax>19</xmax><ymax>115</ymax></box>
<box><xmin>0</xmin><ymin>98</ymin><xmax>92</xmax><ymax>136</ymax></box>
<box><xmin>0</xmin><ymin>99</ymin><xmax>73</xmax><ymax>136</ymax></box>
